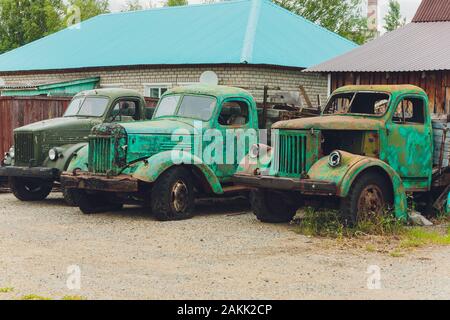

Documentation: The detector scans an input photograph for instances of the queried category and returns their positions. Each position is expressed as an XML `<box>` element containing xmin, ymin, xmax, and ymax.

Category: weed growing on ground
<box><xmin>294</xmin><ymin>208</ymin><xmax>450</xmax><ymax>257</ymax></box>
<box><xmin>294</xmin><ymin>208</ymin><xmax>404</xmax><ymax>238</ymax></box>
<box><xmin>62</xmin><ymin>295</ymin><xmax>87</xmax><ymax>300</ymax></box>
<box><xmin>21</xmin><ymin>294</ymin><xmax>52</xmax><ymax>300</ymax></box>
<box><xmin>0</xmin><ymin>287</ymin><xmax>13</xmax><ymax>293</ymax></box>
<box><xmin>400</xmin><ymin>227</ymin><xmax>450</xmax><ymax>249</ymax></box>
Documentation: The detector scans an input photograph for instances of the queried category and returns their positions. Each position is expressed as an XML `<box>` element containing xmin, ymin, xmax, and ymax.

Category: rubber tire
<box><xmin>62</xmin><ymin>187</ymin><xmax>78</xmax><ymax>207</ymax></box>
<box><xmin>9</xmin><ymin>177</ymin><xmax>53</xmax><ymax>201</ymax></box>
<box><xmin>250</xmin><ymin>188</ymin><xmax>298</xmax><ymax>223</ymax></box>
<box><xmin>72</xmin><ymin>189</ymin><xmax>123</xmax><ymax>215</ymax></box>
<box><xmin>340</xmin><ymin>172</ymin><xmax>393</xmax><ymax>227</ymax></box>
<box><xmin>151</xmin><ymin>167</ymin><xmax>195</xmax><ymax>221</ymax></box>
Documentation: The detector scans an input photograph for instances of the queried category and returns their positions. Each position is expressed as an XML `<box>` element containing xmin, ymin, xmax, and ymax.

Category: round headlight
<box><xmin>8</xmin><ymin>147</ymin><xmax>14</xmax><ymax>159</ymax></box>
<box><xmin>328</xmin><ymin>151</ymin><xmax>342</xmax><ymax>168</ymax></box>
<box><xmin>249</xmin><ymin>144</ymin><xmax>260</xmax><ymax>159</ymax></box>
<box><xmin>49</xmin><ymin>148</ymin><xmax>58</xmax><ymax>161</ymax></box>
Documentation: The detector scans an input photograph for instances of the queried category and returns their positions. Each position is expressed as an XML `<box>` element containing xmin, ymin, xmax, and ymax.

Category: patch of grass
<box><xmin>62</xmin><ymin>295</ymin><xmax>87</xmax><ymax>301</ymax></box>
<box><xmin>365</xmin><ymin>244</ymin><xmax>377</xmax><ymax>253</ymax></box>
<box><xmin>294</xmin><ymin>209</ymin><xmax>345</xmax><ymax>238</ymax></box>
<box><xmin>0</xmin><ymin>287</ymin><xmax>14</xmax><ymax>293</ymax></box>
<box><xmin>400</xmin><ymin>227</ymin><xmax>450</xmax><ymax>249</ymax></box>
<box><xmin>389</xmin><ymin>249</ymin><xmax>405</xmax><ymax>258</ymax></box>
<box><xmin>294</xmin><ymin>208</ymin><xmax>405</xmax><ymax>238</ymax></box>
<box><xmin>21</xmin><ymin>294</ymin><xmax>52</xmax><ymax>300</ymax></box>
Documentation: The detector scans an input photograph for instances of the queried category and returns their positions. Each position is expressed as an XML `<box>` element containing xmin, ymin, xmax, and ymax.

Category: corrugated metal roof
<box><xmin>305</xmin><ymin>21</ymin><xmax>450</xmax><ymax>73</ymax></box>
<box><xmin>0</xmin><ymin>0</ymin><xmax>356</xmax><ymax>73</ymax></box>
<box><xmin>412</xmin><ymin>0</ymin><xmax>450</xmax><ymax>22</ymax></box>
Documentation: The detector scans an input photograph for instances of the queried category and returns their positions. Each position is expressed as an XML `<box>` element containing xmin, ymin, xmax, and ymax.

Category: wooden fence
<box><xmin>0</xmin><ymin>96</ymin><xmax>159</xmax><ymax>157</ymax></box>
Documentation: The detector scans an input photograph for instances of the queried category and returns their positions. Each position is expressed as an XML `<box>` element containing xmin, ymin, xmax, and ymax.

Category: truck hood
<box><xmin>14</xmin><ymin>117</ymin><xmax>95</xmax><ymax>133</ymax></box>
<box><xmin>273</xmin><ymin>115</ymin><xmax>384</xmax><ymax>131</ymax></box>
<box><xmin>121</xmin><ymin>118</ymin><xmax>196</xmax><ymax>135</ymax></box>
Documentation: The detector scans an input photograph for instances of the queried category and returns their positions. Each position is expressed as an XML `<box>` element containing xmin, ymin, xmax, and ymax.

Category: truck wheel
<box><xmin>9</xmin><ymin>177</ymin><xmax>53</xmax><ymax>201</ymax></box>
<box><xmin>340</xmin><ymin>172</ymin><xmax>393</xmax><ymax>226</ymax></box>
<box><xmin>62</xmin><ymin>187</ymin><xmax>78</xmax><ymax>207</ymax></box>
<box><xmin>250</xmin><ymin>189</ymin><xmax>298</xmax><ymax>223</ymax></box>
<box><xmin>151</xmin><ymin>167</ymin><xmax>195</xmax><ymax>221</ymax></box>
<box><xmin>72</xmin><ymin>190</ymin><xmax>123</xmax><ymax>214</ymax></box>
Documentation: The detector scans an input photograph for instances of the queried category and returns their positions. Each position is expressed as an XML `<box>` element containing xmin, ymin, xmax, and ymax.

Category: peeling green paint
<box><xmin>236</xmin><ymin>85</ymin><xmax>434</xmax><ymax>220</ymax></box>
<box><xmin>65</xmin><ymin>85</ymin><xmax>263</xmax><ymax>195</ymax></box>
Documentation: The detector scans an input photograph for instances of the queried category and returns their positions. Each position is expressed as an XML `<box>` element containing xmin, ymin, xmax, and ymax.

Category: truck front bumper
<box><xmin>0</xmin><ymin>166</ymin><xmax>59</xmax><ymax>180</ymax></box>
<box><xmin>61</xmin><ymin>172</ymin><xmax>139</xmax><ymax>192</ymax></box>
<box><xmin>233</xmin><ymin>173</ymin><xmax>337</xmax><ymax>196</ymax></box>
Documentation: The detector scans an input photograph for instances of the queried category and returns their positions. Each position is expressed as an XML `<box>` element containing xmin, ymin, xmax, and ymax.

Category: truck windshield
<box><xmin>324</xmin><ymin>92</ymin><xmax>390</xmax><ymax>116</ymax></box>
<box><xmin>154</xmin><ymin>95</ymin><xmax>216</xmax><ymax>121</ymax></box>
<box><xmin>64</xmin><ymin>97</ymin><xmax>110</xmax><ymax>117</ymax></box>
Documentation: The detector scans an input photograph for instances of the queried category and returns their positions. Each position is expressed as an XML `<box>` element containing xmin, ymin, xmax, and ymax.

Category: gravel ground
<box><xmin>0</xmin><ymin>192</ymin><xmax>449</xmax><ymax>300</ymax></box>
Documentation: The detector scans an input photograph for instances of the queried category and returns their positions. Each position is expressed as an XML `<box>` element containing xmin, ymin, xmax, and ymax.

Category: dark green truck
<box><xmin>0</xmin><ymin>88</ymin><xmax>151</xmax><ymax>204</ymax></box>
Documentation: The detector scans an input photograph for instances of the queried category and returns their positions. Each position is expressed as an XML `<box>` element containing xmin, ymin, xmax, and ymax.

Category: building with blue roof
<box><xmin>0</xmin><ymin>0</ymin><xmax>356</xmax><ymax>101</ymax></box>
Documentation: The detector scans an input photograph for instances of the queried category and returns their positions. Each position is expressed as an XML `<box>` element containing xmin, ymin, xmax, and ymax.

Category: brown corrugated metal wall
<box><xmin>0</xmin><ymin>96</ymin><xmax>72</xmax><ymax>157</ymax></box>
<box><xmin>331</xmin><ymin>71</ymin><xmax>450</xmax><ymax>114</ymax></box>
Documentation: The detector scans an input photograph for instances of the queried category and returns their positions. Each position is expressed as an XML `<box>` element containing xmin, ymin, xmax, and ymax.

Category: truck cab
<box><xmin>234</xmin><ymin>85</ymin><xmax>434</xmax><ymax>225</ymax></box>
<box><xmin>0</xmin><ymin>88</ymin><xmax>149</xmax><ymax>204</ymax></box>
<box><xmin>62</xmin><ymin>85</ymin><xmax>283</xmax><ymax>220</ymax></box>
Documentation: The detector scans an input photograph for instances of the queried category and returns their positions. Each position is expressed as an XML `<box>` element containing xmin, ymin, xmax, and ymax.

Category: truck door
<box><xmin>385</xmin><ymin>95</ymin><xmax>432</xmax><ymax>190</ymax></box>
<box><xmin>212</xmin><ymin>98</ymin><xmax>256</xmax><ymax>180</ymax></box>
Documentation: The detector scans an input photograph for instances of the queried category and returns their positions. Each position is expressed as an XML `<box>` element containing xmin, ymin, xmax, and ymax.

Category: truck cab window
<box><xmin>110</xmin><ymin>100</ymin><xmax>139</xmax><ymax>122</ymax></box>
<box><xmin>218</xmin><ymin>101</ymin><xmax>249</xmax><ymax>126</ymax></box>
<box><xmin>393</xmin><ymin>97</ymin><xmax>424</xmax><ymax>124</ymax></box>
<box><xmin>324</xmin><ymin>92</ymin><xmax>389</xmax><ymax>116</ymax></box>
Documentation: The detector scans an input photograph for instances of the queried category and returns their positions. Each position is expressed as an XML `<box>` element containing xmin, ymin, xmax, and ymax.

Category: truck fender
<box><xmin>308</xmin><ymin>151</ymin><xmax>408</xmax><ymax>220</ymax></box>
<box><xmin>340</xmin><ymin>158</ymin><xmax>408</xmax><ymax>220</ymax></box>
<box><xmin>44</xmin><ymin>143</ymin><xmax>88</xmax><ymax>173</ymax></box>
<box><xmin>65</xmin><ymin>144</ymin><xmax>90</xmax><ymax>173</ymax></box>
<box><xmin>131</xmin><ymin>151</ymin><xmax>224</xmax><ymax>194</ymax></box>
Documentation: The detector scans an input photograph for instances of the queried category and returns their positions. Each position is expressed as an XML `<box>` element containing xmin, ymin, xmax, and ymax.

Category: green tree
<box><xmin>66</xmin><ymin>0</ymin><xmax>110</xmax><ymax>21</ymax></box>
<box><xmin>166</xmin><ymin>0</ymin><xmax>188</xmax><ymax>7</ymax></box>
<box><xmin>274</xmin><ymin>0</ymin><xmax>371</xmax><ymax>44</ymax></box>
<box><xmin>384</xmin><ymin>0</ymin><xmax>406</xmax><ymax>32</ymax></box>
<box><xmin>0</xmin><ymin>0</ymin><xmax>66</xmax><ymax>54</ymax></box>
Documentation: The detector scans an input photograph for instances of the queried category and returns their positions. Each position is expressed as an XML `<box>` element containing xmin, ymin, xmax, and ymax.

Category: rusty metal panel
<box><xmin>0</xmin><ymin>96</ymin><xmax>71</xmax><ymax>157</ymax></box>
<box><xmin>0</xmin><ymin>96</ymin><xmax>160</xmax><ymax>159</ymax></box>
<box><xmin>305</xmin><ymin>22</ymin><xmax>450</xmax><ymax>73</ymax></box>
<box><xmin>412</xmin><ymin>0</ymin><xmax>450</xmax><ymax>23</ymax></box>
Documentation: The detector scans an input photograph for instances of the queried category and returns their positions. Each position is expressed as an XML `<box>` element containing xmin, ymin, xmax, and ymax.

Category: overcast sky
<box><xmin>109</xmin><ymin>0</ymin><xmax>423</xmax><ymax>25</ymax></box>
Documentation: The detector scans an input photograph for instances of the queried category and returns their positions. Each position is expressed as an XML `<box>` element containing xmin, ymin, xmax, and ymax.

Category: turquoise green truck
<box><xmin>0</xmin><ymin>88</ymin><xmax>151</xmax><ymax>204</ymax></box>
<box><xmin>234</xmin><ymin>85</ymin><xmax>450</xmax><ymax>225</ymax></box>
<box><xmin>61</xmin><ymin>85</ymin><xmax>308</xmax><ymax>220</ymax></box>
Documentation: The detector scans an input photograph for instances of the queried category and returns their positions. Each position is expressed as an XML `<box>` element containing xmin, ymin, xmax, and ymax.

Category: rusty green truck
<box><xmin>234</xmin><ymin>85</ymin><xmax>450</xmax><ymax>225</ymax></box>
<box><xmin>0</xmin><ymin>89</ymin><xmax>151</xmax><ymax>204</ymax></box>
<box><xmin>61</xmin><ymin>85</ymin><xmax>310</xmax><ymax>220</ymax></box>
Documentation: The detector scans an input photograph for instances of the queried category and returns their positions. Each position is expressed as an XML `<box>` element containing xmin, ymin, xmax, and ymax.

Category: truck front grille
<box><xmin>273</xmin><ymin>131</ymin><xmax>307</xmax><ymax>177</ymax></box>
<box><xmin>15</xmin><ymin>132</ymin><xmax>35</xmax><ymax>164</ymax></box>
<box><xmin>89</xmin><ymin>137</ymin><xmax>112</xmax><ymax>174</ymax></box>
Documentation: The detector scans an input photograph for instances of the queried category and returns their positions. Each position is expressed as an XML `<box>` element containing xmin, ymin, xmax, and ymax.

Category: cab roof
<box><xmin>75</xmin><ymin>88</ymin><xmax>143</xmax><ymax>99</ymax></box>
<box><xmin>165</xmin><ymin>84</ymin><xmax>253</xmax><ymax>99</ymax></box>
<box><xmin>334</xmin><ymin>85</ymin><xmax>427</xmax><ymax>95</ymax></box>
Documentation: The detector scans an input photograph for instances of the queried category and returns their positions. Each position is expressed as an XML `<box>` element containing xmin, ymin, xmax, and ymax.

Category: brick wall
<box><xmin>0</xmin><ymin>65</ymin><xmax>328</xmax><ymax>105</ymax></box>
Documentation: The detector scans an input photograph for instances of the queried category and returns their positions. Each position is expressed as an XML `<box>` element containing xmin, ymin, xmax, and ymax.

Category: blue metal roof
<box><xmin>0</xmin><ymin>0</ymin><xmax>357</xmax><ymax>72</ymax></box>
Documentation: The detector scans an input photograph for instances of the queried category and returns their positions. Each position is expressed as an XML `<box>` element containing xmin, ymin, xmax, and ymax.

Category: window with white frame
<box><xmin>143</xmin><ymin>83</ymin><xmax>171</xmax><ymax>98</ymax></box>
